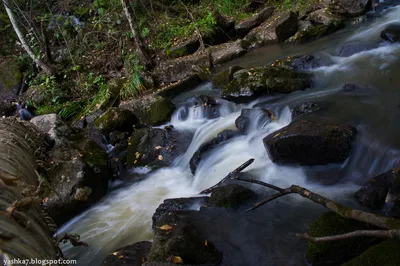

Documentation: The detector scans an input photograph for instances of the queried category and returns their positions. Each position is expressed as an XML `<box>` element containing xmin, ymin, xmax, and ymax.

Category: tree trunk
<box><xmin>0</xmin><ymin>118</ymin><xmax>59</xmax><ymax>261</ymax></box>
<box><xmin>3</xmin><ymin>0</ymin><xmax>54</xmax><ymax>75</ymax></box>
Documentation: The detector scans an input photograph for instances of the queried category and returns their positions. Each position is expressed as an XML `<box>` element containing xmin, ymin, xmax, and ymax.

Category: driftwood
<box><xmin>199</xmin><ymin>158</ymin><xmax>255</xmax><ymax>194</ymax></box>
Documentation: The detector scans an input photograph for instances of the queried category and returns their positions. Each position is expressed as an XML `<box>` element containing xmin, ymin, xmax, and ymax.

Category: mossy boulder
<box><xmin>211</xmin><ymin>65</ymin><xmax>243</xmax><ymax>88</ymax></box>
<box><xmin>288</xmin><ymin>24</ymin><xmax>334</xmax><ymax>44</ymax></box>
<box><xmin>166</xmin><ymin>39</ymin><xmax>200</xmax><ymax>59</ymax></box>
<box><xmin>0</xmin><ymin>59</ymin><xmax>22</xmax><ymax>98</ymax></box>
<box><xmin>209</xmin><ymin>184</ymin><xmax>255</xmax><ymax>208</ymax></box>
<box><xmin>94</xmin><ymin>107</ymin><xmax>138</xmax><ymax>136</ymax></box>
<box><xmin>148</xmin><ymin>212</ymin><xmax>222</xmax><ymax>264</ymax></box>
<box><xmin>120</xmin><ymin>95</ymin><xmax>175</xmax><ymax>126</ymax></box>
<box><xmin>100</xmin><ymin>78</ymin><xmax>126</xmax><ymax>109</ymax></box>
<box><xmin>220</xmin><ymin>66</ymin><xmax>312</xmax><ymax>102</ymax></box>
<box><xmin>306</xmin><ymin>212</ymin><xmax>379</xmax><ymax>266</ymax></box>
<box><xmin>341</xmin><ymin>240</ymin><xmax>400</xmax><ymax>266</ymax></box>
<box><xmin>207</xmin><ymin>40</ymin><xmax>247</xmax><ymax>65</ymax></box>
<box><xmin>264</xmin><ymin>120</ymin><xmax>357</xmax><ymax>165</ymax></box>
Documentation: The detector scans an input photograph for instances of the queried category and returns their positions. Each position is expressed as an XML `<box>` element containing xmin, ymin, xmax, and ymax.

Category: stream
<box><xmin>59</xmin><ymin>6</ymin><xmax>400</xmax><ymax>266</ymax></box>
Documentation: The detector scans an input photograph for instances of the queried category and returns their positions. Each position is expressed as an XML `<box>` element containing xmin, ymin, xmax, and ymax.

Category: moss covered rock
<box><xmin>209</xmin><ymin>184</ymin><xmax>255</xmax><ymax>208</ymax></box>
<box><xmin>94</xmin><ymin>107</ymin><xmax>138</xmax><ymax>136</ymax></box>
<box><xmin>120</xmin><ymin>95</ymin><xmax>175</xmax><ymax>126</ymax></box>
<box><xmin>341</xmin><ymin>240</ymin><xmax>400</xmax><ymax>266</ymax></box>
<box><xmin>211</xmin><ymin>65</ymin><xmax>243</xmax><ymax>88</ymax></box>
<box><xmin>220</xmin><ymin>66</ymin><xmax>312</xmax><ymax>102</ymax></box>
<box><xmin>306</xmin><ymin>212</ymin><xmax>379</xmax><ymax>266</ymax></box>
<box><xmin>0</xmin><ymin>59</ymin><xmax>22</xmax><ymax>98</ymax></box>
<box><xmin>148</xmin><ymin>212</ymin><xmax>221</xmax><ymax>264</ymax></box>
<box><xmin>166</xmin><ymin>39</ymin><xmax>200</xmax><ymax>59</ymax></box>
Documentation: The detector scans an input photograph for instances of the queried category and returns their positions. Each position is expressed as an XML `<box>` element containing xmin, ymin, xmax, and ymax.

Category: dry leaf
<box><xmin>155</xmin><ymin>146</ymin><xmax>162</xmax><ymax>150</ymax></box>
<box><xmin>204</xmin><ymin>240</ymin><xmax>208</xmax><ymax>246</ymax></box>
<box><xmin>170</xmin><ymin>256</ymin><xmax>183</xmax><ymax>264</ymax></box>
<box><xmin>158</xmin><ymin>155</ymin><xmax>164</xmax><ymax>161</ymax></box>
<box><xmin>157</xmin><ymin>224</ymin><xmax>173</xmax><ymax>231</ymax></box>
<box><xmin>273</xmin><ymin>132</ymin><xmax>281</xmax><ymax>138</ymax></box>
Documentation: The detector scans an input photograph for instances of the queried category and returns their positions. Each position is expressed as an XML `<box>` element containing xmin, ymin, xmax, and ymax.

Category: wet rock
<box><xmin>127</xmin><ymin>127</ymin><xmax>190</xmax><ymax>169</ymax></box>
<box><xmin>336</xmin><ymin>42</ymin><xmax>379</xmax><ymax>57</ymax></box>
<box><xmin>273</xmin><ymin>54</ymin><xmax>324</xmax><ymax>71</ymax></box>
<box><xmin>166</xmin><ymin>39</ymin><xmax>200</xmax><ymax>59</ymax></box>
<box><xmin>307</xmin><ymin>8</ymin><xmax>345</xmax><ymax>29</ymax></box>
<box><xmin>288</xmin><ymin>22</ymin><xmax>337</xmax><ymax>44</ymax></box>
<box><xmin>179</xmin><ymin>95</ymin><xmax>220</xmax><ymax>120</ymax></box>
<box><xmin>190</xmin><ymin>130</ymin><xmax>241</xmax><ymax>175</ymax></box>
<box><xmin>354</xmin><ymin>169</ymin><xmax>400</xmax><ymax>210</ymax></box>
<box><xmin>380</xmin><ymin>23</ymin><xmax>400</xmax><ymax>43</ymax></box>
<box><xmin>306</xmin><ymin>212</ymin><xmax>380</xmax><ymax>266</ymax></box>
<box><xmin>235</xmin><ymin>108</ymin><xmax>276</xmax><ymax>133</ymax></box>
<box><xmin>211</xmin><ymin>65</ymin><xmax>243</xmax><ymax>88</ymax></box>
<box><xmin>120</xmin><ymin>95</ymin><xmax>175</xmax><ymax>126</ymax></box>
<box><xmin>221</xmin><ymin>66</ymin><xmax>312</xmax><ymax>102</ymax></box>
<box><xmin>94</xmin><ymin>107</ymin><xmax>137</xmax><ymax>136</ymax></box>
<box><xmin>102</xmin><ymin>241</ymin><xmax>152</xmax><ymax>266</ymax></box>
<box><xmin>31</xmin><ymin>114</ymin><xmax>111</xmax><ymax>225</ymax></box>
<box><xmin>341</xmin><ymin>83</ymin><xmax>364</xmax><ymax>94</ymax></box>
<box><xmin>263</xmin><ymin>120</ymin><xmax>357</xmax><ymax>165</ymax></box>
<box><xmin>152</xmin><ymin>197</ymin><xmax>209</xmax><ymax>228</ymax></box>
<box><xmin>342</xmin><ymin>240</ymin><xmax>400</xmax><ymax>266</ymax></box>
<box><xmin>244</xmin><ymin>11</ymin><xmax>298</xmax><ymax>48</ymax></box>
<box><xmin>235</xmin><ymin>6</ymin><xmax>275</xmax><ymax>38</ymax></box>
<box><xmin>153</xmin><ymin>53</ymin><xmax>211</xmax><ymax>86</ymax></box>
<box><xmin>0</xmin><ymin>59</ymin><xmax>22</xmax><ymax>99</ymax></box>
<box><xmin>209</xmin><ymin>184</ymin><xmax>255</xmax><ymax>208</ymax></box>
<box><xmin>328</xmin><ymin>0</ymin><xmax>372</xmax><ymax>17</ymax></box>
<box><xmin>291</xmin><ymin>102</ymin><xmax>320</xmax><ymax>119</ymax></box>
<box><xmin>208</xmin><ymin>40</ymin><xmax>247</xmax><ymax>65</ymax></box>
<box><xmin>148</xmin><ymin>213</ymin><xmax>222</xmax><ymax>264</ymax></box>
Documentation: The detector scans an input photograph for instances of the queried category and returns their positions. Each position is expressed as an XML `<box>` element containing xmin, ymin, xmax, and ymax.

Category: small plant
<box><xmin>121</xmin><ymin>52</ymin><xmax>145</xmax><ymax>99</ymax></box>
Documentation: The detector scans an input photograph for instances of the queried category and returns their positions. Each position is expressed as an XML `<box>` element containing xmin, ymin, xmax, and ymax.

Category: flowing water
<box><xmin>59</xmin><ymin>6</ymin><xmax>400</xmax><ymax>266</ymax></box>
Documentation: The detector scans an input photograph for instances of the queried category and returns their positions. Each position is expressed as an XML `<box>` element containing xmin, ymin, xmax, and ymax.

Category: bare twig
<box><xmin>297</xmin><ymin>230</ymin><xmax>400</xmax><ymax>242</ymax></box>
<box><xmin>199</xmin><ymin>158</ymin><xmax>255</xmax><ymax>194</ymax></box>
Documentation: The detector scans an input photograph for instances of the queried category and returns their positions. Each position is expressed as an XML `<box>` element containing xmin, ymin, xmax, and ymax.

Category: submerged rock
<box><xmin>190</xmin><ymin>130</ymin><xmax>241</xmax><ymax>175</ymax></box>
<box><xmin>209</xmin><ymin>184</ymin><xmax>255</xmax><ymax>208</ymax></box>
<box><xmin>102</xmin><ymin>241</ymin><xmax>153</xmax><ymax>266</ymax></box>
<box><xmin>152</xmin><ymin>197</ymin><xmax>209</xmax><ymax>228</ymax></box>
<box><xmin>336</xmin><ymin>42</ymin><xmax>379</xmax><ymax>57</ymax></box>
<box><xmin>148</xmin><ymin>213</ymin><xmax>222</xmax><ymax>264</ymax></box>
<box><xmin>306</xmin><ymin>212</ymin><xmax>379</xmax><ymax>266</ymax></box>
<box><xmin>220</xmin><ymin>66</ymin><xmax>312</xmax><ymax>102</ymax></box>
<box><xmin>94</xmin><ymin>107</ymin><xmax>137</xmax><ymax>136</ymax></box>
<box><xmin>263</xmin><ymin>120</ymin><xmax>357</xmax><ymax>165</ymax></box>
<box><xmin>380</xmin><ymin>23</ymin><xmax>400</xmax><ymax>43</ymax></box>
<box><xmin>341</xmin><ymin>240</ymin><xmax>400</xmax><ymax>266</ymax></box>
<box><xmin>235</xmin><ymin>108</ymin><xmax>276</xmax><ymax>133</ymax></box>
<box><xmin>235</xmin><ymin>6</ymin><xmax>275</xmax><ymax>38</ymax></box>
<box><xmin>291</xmin><ymin>102</ymin><xmax>320</xmax><ymax>120</ymax></box>
<box><xmin>120</xmin><ymin>95</ymin><xmax>175</xmax><ymax>126</ymax></box>
<box><xmin>244</xmin><ymin>11</ymin><xmax>298</xmax><ymax>48</ymax></box>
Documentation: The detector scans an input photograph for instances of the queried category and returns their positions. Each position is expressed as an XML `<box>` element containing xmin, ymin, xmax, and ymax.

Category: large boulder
<box><xmin>152</xmin><ymin>197</ymin><xmax>209</xmax><ymax>228</ymax></box>
<box><xmin>207</xmin><ymin>40</ymin><xmax>247</xmax><ymax>65</ymax></box>
<box><xmin>148</xmin><ymin>213</ymin><xmax>222</xmax><ymax>265</ymax></box>
<box><xmin>244</xmin><ymin>11</ymin><xmax>298</xmax><ymax>48</ymax></box>
<box><xmin>120</xmin><ymin>95</ymin><xmax>175</xmax><ymax>126</ymax></box>
<box><xmin>190</xmin><ymin>130</ymin><xmax>241</xmax><ymax>175</ymax></box>
<box><xmin>306</xmin><ymin>212</ymin><xmax>379</xmax><ymax>266</ymax></box>
<box><xmin>354</xmin><ymin>169</ymin><xmax>400</xmax><ymax>217</ymax></box>
<box><xmin>30</xmin><ymin>114</ymin><xmax>111</xmax><ymax>225</ymax></box>
<box><xmin>102</xmin><ymin>241</ymin><xmax>153</xmax><ymax>266</ymax></box>
<box><xmin>0</xmin><ymin>58</ymin><xmax>22</xmax><ymax>99</ymax></box>
<box><xmin>209</xmin><ymin>184</ymin><xmax>255</xmax><ymax>208</ymax></box>
<box><xmin>380</xmin><ymin>23</ymin><xmax>400</xmax><ymax>43</ymax></box>
<box><xmin>235</xmin><ymin>108</ymin><xmax>276</xmax><ymax>133</ymax></box>
<box><xmin>235</xmin><ymin>6</ymin><xmax>275</xmax><ymax>38</ymax></box>
<box><xmin>94</xmin><ymin>107</ymin><xmax>138</xmax><ymax>136</ymax></box>
<box><xmin>263</xmin><ymin>120</ymin><xmax>357</xmax><ymax>165</ymax></box>
<box><xmin>341</xmin><ymin>240</ymin><xmax>400</xmax><ymax>266</ymax></box>
<box><xmin>220</xmin><ymin>66</ymin><xmax>312</xmax><ymax>102</ymax></box>
<box><xmin>328</xmin><ymin>0</ymin><xmax>371</xmax><ymax>17</ymax></box>
<box><xmin>127</xmin><ymin>127</ymin><xmax>190</xmax><ymax>169</ymax></box>
<box><xmin>307</xmin><ymin>8</ymin><xmax>345</xmax><ymax>29</ymax></box>
<box><xmin>336</xmin><ymin>42</ymin><xmax>379</xmax><ymax>57</ymax></box>
<box><xmin>153</xmin><ymin>53</ymin><xmax>211</xmax><ymax>86</ymax></box>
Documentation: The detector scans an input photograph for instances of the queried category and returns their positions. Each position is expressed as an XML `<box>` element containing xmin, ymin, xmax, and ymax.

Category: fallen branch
<box><xmin>199</xmin><ymin>158</ymin><xmax>254</xmax><ymax>194</ymax></box>
<box><xmin>236</xmin><ymin>179</ymin><xmax>400</xmax><ymax>230</ymax></box>
<box><xmin>297</xmin><ymin>229</ymin><xmax>400</xmax><ymax>242</ymax></box>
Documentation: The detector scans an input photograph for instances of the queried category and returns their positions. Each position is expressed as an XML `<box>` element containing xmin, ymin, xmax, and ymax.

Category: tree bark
<box><xmin>3</xmin><ymin>0</ymin><xmax>54</xmax><ymax>75</ymax></box>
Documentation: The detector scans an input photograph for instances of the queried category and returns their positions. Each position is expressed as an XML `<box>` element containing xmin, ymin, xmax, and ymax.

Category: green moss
<box><xmin>0</xmin><ymin>60</ymin><xmax>22</xmax><ymax>91</ymax></box>
<box><xmin>145</xmin><ymin>96</ymin><xmax>175</xmax><ymax>126</ymax></box>
<box><xmin>342</xmin><ymin>240</ymin><xmax>400</xmax><ymax>266</ymax></box>
<box><xmin>306</xmin><ymin>212</ymin><xmax>379</xmax><ymax>266</ymax></box>
<box><xmin>36</xmin><ymin>104</ymin><xmax>64</xmax><ymax>115</ymax></box>
<box><xmin>209</xmin><ymin>184</ymin><xmax>254</xmax><ymax>208</ymax></box>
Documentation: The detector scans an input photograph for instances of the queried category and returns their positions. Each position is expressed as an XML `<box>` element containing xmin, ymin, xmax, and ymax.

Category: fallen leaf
<box><xmin>170</xmin><ymin>256</ymin><xmax>183</xmax><ymax>264</ymax></box>
<box><xmin>273</xmin><ymin>132</ymin><xmax>281</xmax><ymax>138</ymax></box>
<box><xmin>157</xmin><ymin>224</ymin><xmax>173</xmax><ymax>231</ymax></box>
<box><xmin>204</xmin><ymin>240</ymin><xmax>208</xmax><ymax>246</ymax></box>
<box><xmin>158</xmin><ymin>155</ymin><xmax>164</xmax><ymax>161</ymax></box>
<box><xmin>155</xmin><ymin>146</ymin><xmax>162</xmax><ymax>150</ymax></box>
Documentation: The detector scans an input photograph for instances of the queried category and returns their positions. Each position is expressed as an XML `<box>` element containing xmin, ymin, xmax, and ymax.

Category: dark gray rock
<box><xmin>328</xmin><ymin>0</ymin><xmax>372</xmax><ymax>17</ymax></box>
<box><xmin>167</xmin><ymin>39</ymin><xmax>200</xmax><ymax>59</ymax></box>
<box><xmin>208</xmin><ymin>40</ymin><xmax>247</xmax><ymax>65</ymax></box>
<box><xmin>235</xmin><ymin>108</ymin><xmax>276</xmax><ymax>133</ymax></box>
<box><xmin>291</xmin><ymin>102</ymin><xmax>320</xmax><ymax>120</ymax></box>
<box><xmin>179</xmin><ymin>95</ymin><xmax>221</xmax><ymax>120</ymax></box>
<box><xmin>209</xmin><ymin>184</ymin><xmax>255</xmax><ymax>208</ymax></box>
<box><xmin>94</xmin><ymin>107</ymin><xmax>138</xmax><ymax>136</ymax></box>
<box><xmin>211</xmin><ymin>65</ymin><xmax>243</xmax><ymax>88</ymax></box>
<box><xmin>380</xmin><ymin>23</ymin><xmax>400</xmax><ymax>43</ymax></box>
<box><xmin>235</xmin><ymin>6</ymin><xmax>275</xmax><ymax>38</ymax></box>
<box><xmin>264</xmin><ymin>120</ymin><xmax>357</xmax><ymax>165</ymax></box>
<box><xmin>102</xmin><ymin>241</ymin><xmax>152</xmax><ymax>266</ymax></box>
